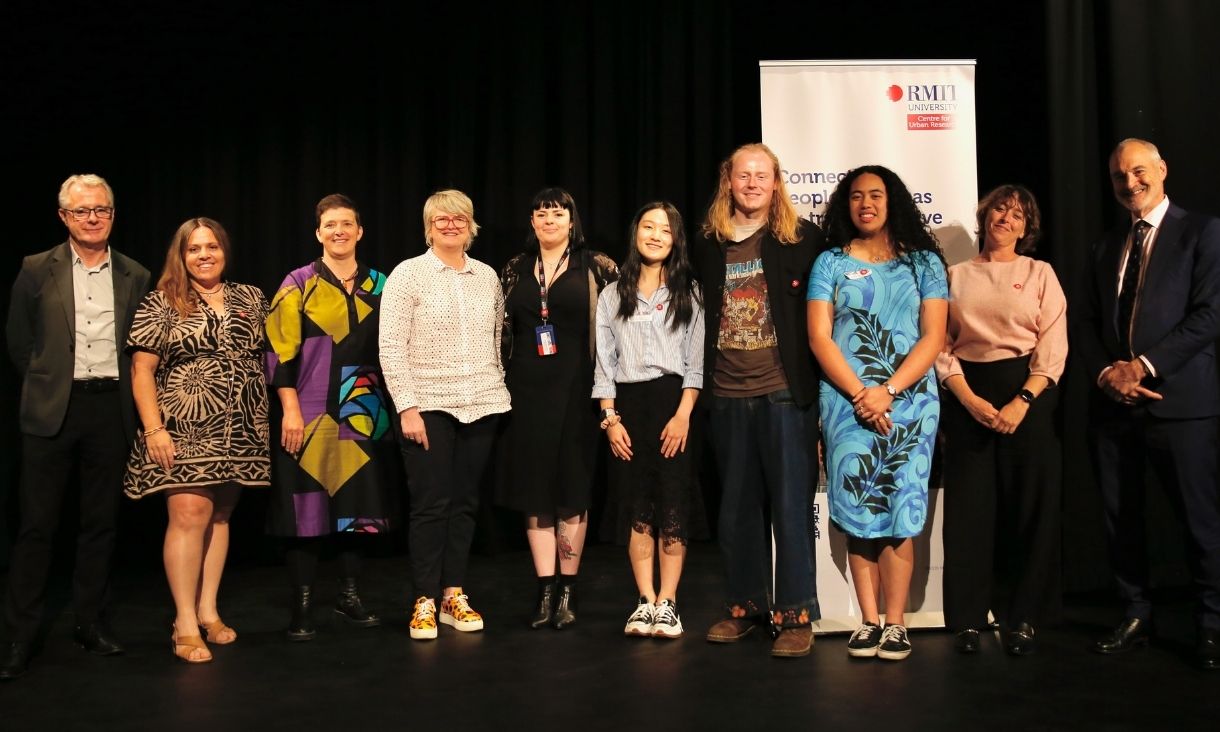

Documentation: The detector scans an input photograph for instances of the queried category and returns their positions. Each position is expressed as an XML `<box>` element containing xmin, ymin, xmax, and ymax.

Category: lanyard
<box><xmin>537</xmin><ymin>247</ymin><xmax>570</xmax><ymax>324</ymax></box>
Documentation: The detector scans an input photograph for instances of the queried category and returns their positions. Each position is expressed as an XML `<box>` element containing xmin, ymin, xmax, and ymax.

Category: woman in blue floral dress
<box><xmin>806</xmin><ymin>165</ymin><xmax>947</xmax><ymax>661</ymax></box>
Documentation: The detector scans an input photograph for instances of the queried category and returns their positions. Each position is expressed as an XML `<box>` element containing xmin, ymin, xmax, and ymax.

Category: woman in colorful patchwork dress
<box><xmin>265</xmin><ymin>194</ymin><xmax>403</xmax><ymax>641</ymax></box>
<box><xmin>592</xmin><ymin>201</ymin><xmax>704</xmax><ymax>639</ymax></box>
<box><xmin>497</xmin><ymin>187</ymin><xmax>617</xmax><ymax>630</ymax></box>
<box><xmin>124</xmin><ymin>217</ymin><xmax>271</xmax><ymax>663</ymax></box>
<box><xmin>806</xmin><ymin>165</ymin><xmax>948</xmax><ymax>661</ymax></box>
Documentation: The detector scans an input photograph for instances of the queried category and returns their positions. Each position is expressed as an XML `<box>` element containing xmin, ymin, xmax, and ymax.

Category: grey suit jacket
<box><xmin>6</xmin><ymin>241</ymin><xmax>152</xmax><ymax>438</ymax></box>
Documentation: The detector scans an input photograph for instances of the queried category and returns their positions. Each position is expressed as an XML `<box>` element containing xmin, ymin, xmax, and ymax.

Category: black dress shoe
<box><xmin>1197</xmin><ymin>628</ymin><xmax>1220</xmax><ymax>671</ymax></box>
<box><xmin>73</xmin><ymin>623</ymin><xmax>125</xmax><ymax>656</ymax></box>
<box><xmin>1092</xmin><ymin>617</ymin><xmax>1150</xmax><ymax>654</ymax></box>
<box><xmin>1005</xmin><ymin>622</ymin><xmax>1036</xmax><ymax>656</ymax></box>
<box><xmin>954</xmin><ymin>629</ymin><xmax>980</xmax><ymax>654</ymax></box>
<box><xmin>0</xmin><ymin>642</ymin><xmax>31</xmax><ymax>681</ymax></box>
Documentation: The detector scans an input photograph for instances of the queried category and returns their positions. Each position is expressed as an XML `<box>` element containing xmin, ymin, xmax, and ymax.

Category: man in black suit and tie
<box><xmin>0</xmin><ymin>174</ymin><xmax>150</xmax><ymax>680</ymax></box>
<box><xmin>1077</xmin><ymin>138</ymin><xmax>1220</xmax><ymax>670</ymax></box>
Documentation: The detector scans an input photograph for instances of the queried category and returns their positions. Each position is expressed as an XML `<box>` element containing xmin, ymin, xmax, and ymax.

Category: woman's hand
<box><xmin>281</xmin><ymin>409</ymin><xmax>305</xmax><ymax>454</ymax></box>
<box><xmin>660</xmin><ymin>414</ymin><xmax>689</xmax><ymax>458</ymax></box>
<box><xmin>400</xmin><ymin>408</ymin><xmax>429</xmax><ymax>450</ymax></box>
<box><xmin>989</xmin><ymin>399</ymin><xmax>1029</xmax><ymax>434</ymax></box>
<box><xmin>853</xmin><ymin>385</ymin><xmax>894</xmax><ymax>421</ymax></box>
<box><xmin>866</xmin><ymin>412</ymin><xmax>894</xmax><ymax>436</ymax></box>
<box><xmin>962</xmin><ymin>393</ymin><xmax>1000</xmax><ymax>427</ymax></box>
<box><xmin>607</xmin><ymin>423</ymin><xmax>633</xmax><ymax>461</ymax></box>
<box><xmin>145</xmin><ymin>429</ymin><xmax>176</xmax><ymax>471</ymax></box>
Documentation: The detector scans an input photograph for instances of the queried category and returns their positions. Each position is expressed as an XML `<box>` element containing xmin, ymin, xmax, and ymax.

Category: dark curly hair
<box><xmin>822</xmin><ymin>165</ymin><xmax>945</xmax><ymax>266</ymax></box>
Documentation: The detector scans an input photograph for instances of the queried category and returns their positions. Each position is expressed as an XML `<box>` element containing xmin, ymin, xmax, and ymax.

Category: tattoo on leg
<box><xmin>557</xmin><ymin>523</ymin><xmax>578</xmax><ymax>560</ymax></box>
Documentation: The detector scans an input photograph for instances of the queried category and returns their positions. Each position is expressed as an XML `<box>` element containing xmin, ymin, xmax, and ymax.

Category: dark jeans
<box><xmin>400</xmin><ymin>411</ymin><xmax>500</xmax><ymax>601</ymax></box>
<box><xmin>3</xmin><ymin>386</ymin><xmax>127</xmax><ymax>641</ymax></box>
<box><xmin>709</xmin><ymin>390</ymin><xmax>820</xmax><ymax>627</ymax></box>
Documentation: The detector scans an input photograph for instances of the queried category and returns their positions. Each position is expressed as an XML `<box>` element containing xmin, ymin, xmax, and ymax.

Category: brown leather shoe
<box><xmin>706</xmin><ymin>617</ymin><xmax>756</xmax><ymax>643</ymax></box>
<box><xmin>771</xmin><ymin>626</ymin><xmax>813</xmax><ymax>657</ymax></box>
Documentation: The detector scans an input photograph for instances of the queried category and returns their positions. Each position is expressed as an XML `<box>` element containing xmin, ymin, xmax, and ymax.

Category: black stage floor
<box><xmin>1</xmin><ymin>543</ymin><xmax>1216</xmax><ymax>731</ymax></box>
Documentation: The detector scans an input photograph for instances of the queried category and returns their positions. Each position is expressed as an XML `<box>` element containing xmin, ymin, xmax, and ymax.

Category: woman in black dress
<box><xmin>498</xmin><ymin>187</ymin><xmax>617</xmax><ymax>629</ymax></box>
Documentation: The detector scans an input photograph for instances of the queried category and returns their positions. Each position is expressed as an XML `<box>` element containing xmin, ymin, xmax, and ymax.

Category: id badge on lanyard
<box><xmin>535</xmin><ymin>247</ymin><xmax>569</xmax><ymax>357</ymax></box>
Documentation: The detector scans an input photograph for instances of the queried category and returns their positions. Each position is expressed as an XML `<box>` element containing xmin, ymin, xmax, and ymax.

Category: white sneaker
<box><xmin>651</xmin><ymin>599</ymin><xmax>684</xmax><ymax>639</ymax></box>
<box><xmin>624</xmin><ymin>598</ymin><xmax>656</xmax><ymax>636</ymax></box>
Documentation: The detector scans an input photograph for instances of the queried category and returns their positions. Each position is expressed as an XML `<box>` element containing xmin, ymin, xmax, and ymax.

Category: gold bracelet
<box><xmin>143</xmin><ymin>425</ymin><xmax>166</xmax><ymax>438</ymax></box>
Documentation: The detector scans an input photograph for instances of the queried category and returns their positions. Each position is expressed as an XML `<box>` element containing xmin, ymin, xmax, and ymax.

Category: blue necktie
<box><xmin>1117</xmin><ymin>220</ymin><xmax>1150</xmax><ymax>357</ymax></box>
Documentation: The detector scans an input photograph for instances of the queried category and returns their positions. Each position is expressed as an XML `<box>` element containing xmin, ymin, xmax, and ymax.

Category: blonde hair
<box><xmin>701</xmin><ymin>143</ymin><xmax>801</xmax><ymax>245</ymax></box>
<box><xmin>422</xmin><ymin>189</ymin><xmax>480</xmax><ymax>251</ymax></box>
<box><xmin>156</xmin><ymin>217</ymin><xmax>232</xmax><ymax>317</ymax></box>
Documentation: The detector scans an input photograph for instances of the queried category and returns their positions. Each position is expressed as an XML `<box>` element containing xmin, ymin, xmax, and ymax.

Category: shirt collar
<box><xmin>69</xmin><ymin>242</ymin><xmax>111</xmax><ymax>271</ymax></box>
<box><xmin>1133</xmin><ymin>196</ymin><xmax>1170</xmax><ymax>230</ymax></box>
<box><xmin>426</xmin><ymin>247</ymin><xmax>472</xmax><ymax>273</ymax></box>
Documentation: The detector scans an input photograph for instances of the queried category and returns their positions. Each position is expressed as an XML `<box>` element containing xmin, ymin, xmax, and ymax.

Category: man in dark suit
<box><xmin>1077</xmin><ymin>138</ymin><xmax>1220</xmax><ymax>670</ymax></box>
<box><xmin>0</xmin><ymin>174</ymin><xmax>151</xmax><ymax>680</ymax></box>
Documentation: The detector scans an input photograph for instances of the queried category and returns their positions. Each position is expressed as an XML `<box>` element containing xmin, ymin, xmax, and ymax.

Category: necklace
<box><xmin>194</xmin><ymin>283</ymin><xmax>224</xmax><ymax>296</ymax></box>
<box><xmin>323</xmin><ymin>259</ymin><xmax>359</xmax><ymax>283</ymax></box>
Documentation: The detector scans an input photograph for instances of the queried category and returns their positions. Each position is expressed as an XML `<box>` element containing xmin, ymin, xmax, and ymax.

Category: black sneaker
<box><xmin>877</xmin><ymin>624</ymin><xmax>912</xmax><ymax>661</ymax></box>
<box><xmin>847</xmin><ymin>621</ymin><xmax>883</xmax><ymax>657</ymax></box>
<box><xmin>651</xmin><ymin>599</ymin><xmax>684</xmax><ymax>639</ymax></box>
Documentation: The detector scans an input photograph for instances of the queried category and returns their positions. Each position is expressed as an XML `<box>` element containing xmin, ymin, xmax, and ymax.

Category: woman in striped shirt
<box><xmin>593</xmin><ymin>201</ymin><xmax>704</xmax><ymax>639</ymax></box>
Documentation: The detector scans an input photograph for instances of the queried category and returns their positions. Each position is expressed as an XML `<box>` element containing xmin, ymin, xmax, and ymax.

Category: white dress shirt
<box><xmin>379</xmin><ymin>248</ymin><xmax>510</xmax><ymax>423</ymax></box>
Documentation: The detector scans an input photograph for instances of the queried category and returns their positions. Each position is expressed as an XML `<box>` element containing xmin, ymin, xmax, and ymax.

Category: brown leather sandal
<box><xmin>171</xmin><ymin>625</ymin><xmax>213</xmax><ymax>664</ymax></box>
<box><xmin>200</xmin><ymin>619</ymin><xmax>237</xmax><ymax>645</ymax></box>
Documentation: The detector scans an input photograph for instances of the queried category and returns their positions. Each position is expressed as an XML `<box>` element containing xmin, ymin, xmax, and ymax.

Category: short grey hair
<box><xmin>58</xmin><ymin>174</ymin><xmax>115</xmax><ymax>208</ymax></box>
<box><xmin>1112</xmin><ymin>138</ymin><xmax>1162</xmax><ymax>162</ymax></box>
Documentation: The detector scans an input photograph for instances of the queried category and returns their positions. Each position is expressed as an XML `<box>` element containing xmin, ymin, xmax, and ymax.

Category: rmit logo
<box><xmin>887</xmin><ymin>85</ymin><xmax>903</xmax><ymax>102</ymax></box>
<box><xmin>907</xmin><ymin>84</ymin><xmax>956</xmax><ymax>101</ymax></box>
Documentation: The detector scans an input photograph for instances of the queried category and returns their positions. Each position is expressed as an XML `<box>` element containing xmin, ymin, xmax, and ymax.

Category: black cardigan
<box><xmin>692</xmin><ymin>219</ymin><xmax>825</xmax><ymax>409</ymax></box>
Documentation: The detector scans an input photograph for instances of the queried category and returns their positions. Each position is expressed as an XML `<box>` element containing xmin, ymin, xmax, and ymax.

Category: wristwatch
<box><xmin>883</xmin><ymin>382</ymin><xmax>898</xmax><ymax>397</ymax></box>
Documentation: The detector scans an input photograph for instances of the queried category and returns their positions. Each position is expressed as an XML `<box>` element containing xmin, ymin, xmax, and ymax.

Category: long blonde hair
<box><xmin>156</xmin><ymin>217</ymin><xmax>232</xmax><ymax>317</ymax></box>
<box><xmin>701</xmin><ymin>143</ymin><xmax>801</xmax><ymax>245</ymax></box>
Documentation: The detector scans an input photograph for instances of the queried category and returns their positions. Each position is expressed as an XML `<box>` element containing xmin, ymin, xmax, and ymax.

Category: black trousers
<box><xmin>941</xmin><ymin>357</ymin><xmax>1062</xmax><ymax>630</ymax></box>
<box><xmin>400</xmin><ymin>411</ymin><xmax>499</xmax><ymax>600</ymax></box>
<box><xmin>3</xmin><ymin>385</ymin><xmax>127</xmax><ymax>641</ymax></box>
<box><xmin>1090</xmin><ymin>410</ymin><xmax>1220</xmax><ymax>630</ymax></box>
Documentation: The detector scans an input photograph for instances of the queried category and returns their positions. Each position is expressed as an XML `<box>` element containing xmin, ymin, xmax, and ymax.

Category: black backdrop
<box><xmin>3</xmin><ymin>0</ymin><xmax>1218</xmax><ymax>594</ymax></box>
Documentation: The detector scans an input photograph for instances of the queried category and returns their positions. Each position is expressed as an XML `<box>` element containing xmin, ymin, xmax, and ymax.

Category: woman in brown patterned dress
<box><xmin>123</xmin><ymin>217</ymin><xmax>270</xmax><ymax>663</ymax></box>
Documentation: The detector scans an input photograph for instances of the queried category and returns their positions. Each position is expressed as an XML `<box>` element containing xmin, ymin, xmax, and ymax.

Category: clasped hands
<box><xmin>1100</xmin><ymin>358</ymin><xmax>1162</xmax><ymax>406</ymax></box>
<box><xmin>852</xmin><ymin>385</ymin><xmax>894</xmax><ymax>436</ymax></box>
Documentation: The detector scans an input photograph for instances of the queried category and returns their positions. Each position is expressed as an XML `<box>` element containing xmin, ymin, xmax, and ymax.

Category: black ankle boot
<box><xmin>552</xmin><ymin>582</ymin><xmax>577</xmax><ymax>630</ymax></box>
<box><xmin>287</xmin><ymin>586</ymin><xmax>316</xmax><ymax>641</ymax></box>
<box><xmin>334</xmin><ymin>578</ymin><xmax>380</xmax><ymax>628</ymax></box>
<box><xmin>530</xmin><ymin>581</ymin><xmax>557</xmax><ymax>629</ymax></box>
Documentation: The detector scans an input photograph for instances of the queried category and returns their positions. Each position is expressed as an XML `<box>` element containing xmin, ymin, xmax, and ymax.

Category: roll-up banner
<box><xmin>761</xmin><ymin>59</ymin><xmax>978</xmax><ymax>632</ymax></box>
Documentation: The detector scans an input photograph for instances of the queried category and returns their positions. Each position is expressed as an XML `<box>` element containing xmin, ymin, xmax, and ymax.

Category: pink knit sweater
<box><xmin>934</xmin><ymin>255</ymin><xmax>1068</xmax><ymax>384</ymax></box>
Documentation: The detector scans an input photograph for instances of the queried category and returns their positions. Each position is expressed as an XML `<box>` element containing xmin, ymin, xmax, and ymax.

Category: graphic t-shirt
<box><xmin>713</xmin><ymin>228</ymin><xmax>788</xmax><ymax>397</ymax></box>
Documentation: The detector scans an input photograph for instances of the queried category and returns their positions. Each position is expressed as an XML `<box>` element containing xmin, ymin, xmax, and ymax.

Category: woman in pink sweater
<box><xmin>935</xmin><ymin>184</ymin><xmax>1067</xmax><ymax>656</ymax></box>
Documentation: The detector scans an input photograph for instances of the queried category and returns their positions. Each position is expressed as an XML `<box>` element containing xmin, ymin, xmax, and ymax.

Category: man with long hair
<box><xmin>692</xmin><ymin>143</ymin><xmax>825</xmax><ymax>657</ymax></box>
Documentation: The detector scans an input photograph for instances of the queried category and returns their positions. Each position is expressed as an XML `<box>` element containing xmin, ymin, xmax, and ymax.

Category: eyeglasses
<box><xmin>62</xmin><ymin>206</ymin><xmax>115</xmax><ymax>220</ymax></box>
<box><xmin>431</xmin><ymin>215</ymin><xmax>469</xmax><ymax>230</ymax></box>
